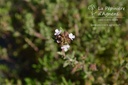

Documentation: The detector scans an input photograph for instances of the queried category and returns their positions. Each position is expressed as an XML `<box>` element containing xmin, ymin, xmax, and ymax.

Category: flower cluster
<box><xmin>54</xmin><ymin>29</ymin><xmax>75</xmax><ymax>52</ymax></box>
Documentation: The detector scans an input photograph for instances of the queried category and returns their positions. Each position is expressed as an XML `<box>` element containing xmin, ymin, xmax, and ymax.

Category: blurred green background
<box><xmin>0</xmin><ymin>0</ymin><xmax>128</xmax><ymax>85</ymax></box>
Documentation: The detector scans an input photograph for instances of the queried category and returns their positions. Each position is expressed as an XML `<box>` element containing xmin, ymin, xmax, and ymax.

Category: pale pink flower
<box><xmin>54</xmin><ymin>29</ymin><xmax>61</xmax><ymax>35</ymax></box>
<box><xmin>69</xmin><ymin>33</ymin><xmax>75</xmax><ymax>40</ymax></box>
<box><xmin>61</xmin><ymin>44</ymin><xmax>70</xmax><ymax>52</ymax></box>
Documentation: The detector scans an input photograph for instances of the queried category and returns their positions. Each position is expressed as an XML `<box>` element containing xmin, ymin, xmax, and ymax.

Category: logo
<box><xmin>88</xmin><ymin>4</ymin><xmax>125</xmax><ymax>27</ymax></box>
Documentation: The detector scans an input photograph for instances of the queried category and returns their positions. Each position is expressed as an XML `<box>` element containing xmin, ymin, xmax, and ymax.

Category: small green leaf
<box><xmin>57</xmin><ymin>52</ymin><xmax>65</xmax><ymax>56</ymax></box>
<box><xmin>63</xmin><ymin>61</ymin><xmax>70</xmax><ymax>67</ymax></box>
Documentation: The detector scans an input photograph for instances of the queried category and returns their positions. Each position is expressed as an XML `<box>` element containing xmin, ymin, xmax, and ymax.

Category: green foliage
<box><xmin>0</xmin><ymin>0</ymin><xmax>128</xmax><ymax>84</ymax></box>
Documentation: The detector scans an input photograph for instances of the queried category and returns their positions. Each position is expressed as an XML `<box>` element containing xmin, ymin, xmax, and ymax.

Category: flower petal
<box><xmin>54</xmin><ymin>29</ymin><xmax>61</xmax><ymax>35</ymax></box>
<box><xmin>69</xmin><ymin>33</ymin><xmax>75</xmax><ymax>40</ymax></box>
<box><xmin>61</xmin><ymin>44</ymin><xmax>70</xmax><ymax>52</ymax></box>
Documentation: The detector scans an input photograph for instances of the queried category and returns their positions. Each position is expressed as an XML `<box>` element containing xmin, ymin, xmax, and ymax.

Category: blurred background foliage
<box><xmin>0</xmin><ymin>0</ymin><xmax>128</xmax><ymax>85</ymax></box>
